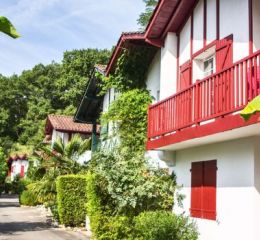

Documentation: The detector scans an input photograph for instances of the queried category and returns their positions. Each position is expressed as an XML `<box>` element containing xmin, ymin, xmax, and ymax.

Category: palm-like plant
<box><xmin>29</xmin><ymin>134</ymin><xmax>91</xmax><ymax>204</ymax></box>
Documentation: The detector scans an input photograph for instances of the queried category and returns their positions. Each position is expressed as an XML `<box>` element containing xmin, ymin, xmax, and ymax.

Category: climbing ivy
<box><xmin>100</xmin><ymin>46</ymin><xmax>157</xmax><ymax>94</ymax></box>
<box><xmin>101</xmin><ymin>89</ymin><xmax>152</xmax><ymax>152</ymax></box>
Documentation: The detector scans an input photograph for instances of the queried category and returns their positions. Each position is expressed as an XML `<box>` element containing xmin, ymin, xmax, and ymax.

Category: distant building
<box><xmin>44</xmin><ymin>115</ymin><xmax>98</xmax><ymax>163</ymax></box>
<box><xmin>7</xmin><ymin>154</ymin><xmax>29</xmax><ymax>180</ymax></box>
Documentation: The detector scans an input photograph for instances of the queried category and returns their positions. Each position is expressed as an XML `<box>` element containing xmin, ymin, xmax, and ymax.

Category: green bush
<box><xmin>96</xmin><ymin>215</ymin><xmax>134</xmax><ymax>240</ymax></box>
<box><xmin>56</xmin><ymin>175</ymin><xmax>87</xmax><ymax>227</ymax></box>
<box><xmin>133</xmin><ymin>211</ymin><xmax>198</xmax><ymax>240</ymax></box>
<box><xmin>19</xmin><ymin>190</ymin><xmax>39</xmax><ymax>206</ymax></box>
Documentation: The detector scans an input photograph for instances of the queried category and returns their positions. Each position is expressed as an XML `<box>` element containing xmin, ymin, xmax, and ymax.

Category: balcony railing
<box><xmin>147</xmin><ymin>50</ymin><xmax>260</xmax><ymax>140</ymax></box>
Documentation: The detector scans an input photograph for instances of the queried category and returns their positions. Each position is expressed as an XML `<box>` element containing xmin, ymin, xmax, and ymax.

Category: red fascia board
<box><xmin>106</xmin><ymin>33</ymin><xmax>146</xmax><ymax>76</ymax></box>
<box><xmin>146</xmin><ymin>113</ymin><xmax>260</xmax><ymax>150</ymax></box>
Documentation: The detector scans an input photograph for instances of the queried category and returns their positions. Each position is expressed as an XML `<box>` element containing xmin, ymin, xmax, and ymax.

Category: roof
<box><xmin>95</xmin><ymin>64</ymin><xmax>107</xmax><ymax>73</ymax></box>
<box><xmin>74</xmin><ymin>67</ymin><xmax>105</xmax><ymax>124</ymax></box>
<box><xmin>145</xmin><ymin>0</ymin><xmax>197</xmax><ymax>39</ymax></box>
<box><xmin>7</xmin><ymin>154</ymin><xmax>28</xmax><ymax>164</ymax></box>
<box><xmin>46</xmin><ymin>115</ymin><xmax>94</xmax><ymax>134</ymax></box>
<box><xmin>106</xmin><ymin>32</ymin><xmax>146</xmax><ymax>75</ymax></box>
<box><xmin>106</xmin><ymin>0</ymin><xmax>198</xmax><ymax>75</ymax></box>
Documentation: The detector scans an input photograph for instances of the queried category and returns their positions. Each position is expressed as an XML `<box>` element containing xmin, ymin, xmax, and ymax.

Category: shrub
<box><xmin>133</xmin><ymin>211</ymin><xmax>198</xmax><ymax>240</ymax></box>
<box><xmin>96</xmin><ymin>215</ymin><xmax>134</xmax><ymax>240</ymax></box>
<box><xmin>19</xmin><ymin>190</ymin><xmax>39</xmax><ymax>206</ymax></box>
<box><xmin>56</xmin><ymin>175</ymin><xmax>87</xmax><ymax>227</ymax></box>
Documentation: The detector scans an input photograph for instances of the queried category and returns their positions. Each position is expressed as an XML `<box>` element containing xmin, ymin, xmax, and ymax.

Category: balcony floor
<box><xmin>147</xmin><ymin>112</ymin><xmax>260</xmax><ymax>151</ymax></box>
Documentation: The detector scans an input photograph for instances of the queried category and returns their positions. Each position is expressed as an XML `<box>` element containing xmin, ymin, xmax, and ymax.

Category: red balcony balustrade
<box><xmin>147</xmin><ymin>51</ymin><xmax>260</xmax><ymax>142</ymax></box>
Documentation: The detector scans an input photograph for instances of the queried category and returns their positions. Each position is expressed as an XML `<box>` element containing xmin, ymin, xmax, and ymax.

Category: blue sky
<box><xmin>0</xmin><ymin>0</ymin><xmax>145</xmax><ymax>76</ymax></box>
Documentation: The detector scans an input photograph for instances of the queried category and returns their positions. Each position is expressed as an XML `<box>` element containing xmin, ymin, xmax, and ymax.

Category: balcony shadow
<box><xmin>0</xmin><ymin>221</ymin><xmax>48</xmax><ymax>235</ymax></box>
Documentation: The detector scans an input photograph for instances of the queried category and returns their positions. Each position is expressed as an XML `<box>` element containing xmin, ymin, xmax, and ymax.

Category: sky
<box><xmin>0</xmin><ymin>0</ymin><xmax>145</xmax><ymax>76</ymax></box>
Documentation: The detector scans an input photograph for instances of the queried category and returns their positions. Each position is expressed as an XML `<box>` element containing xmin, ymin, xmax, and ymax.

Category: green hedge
<box><xmin>56</xmin><ymin>175</ymin><xmax>87</xmax><ymax>227</ymax></box>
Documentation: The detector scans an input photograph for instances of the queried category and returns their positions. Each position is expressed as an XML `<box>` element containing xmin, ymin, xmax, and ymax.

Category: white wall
<box><xmin>51</xmin><ymin>130</ymin><xmax>69</xmax><ymax>146</ymax></box>
<box><xmin>172</xmin><ymin>137</ymin><xmax>258</xmax><ymax>240</ymax></box>
<box><xmin>179</xmin><ymin>17</ymin><xmax>191</xmax><ymax>65</ymax></box>
<box><xmin>253</xmin><ymin>138</ymin><xmax>260</xmax><ymax>239</ymax></box>
<box><xmin>219</xmin><ymin>0</ymin><xmax>249</xmax><ymax>62</ymax></box>
<box><xmin>146</xmin><ymin>50</ymin><xmax>161</xmax><ymax>102</ymax></box>
<box><xmin>77</xmin><ymin>150</ymin><xmax>92</xmax><ymax>164</ymax></box>
<box><xmin>193</xmin><ymin>0</ymin><xmax>204</xmax><ymax>53</ymax></box>
<box><xmin>207</xmin><ymin>0</ymin><xmax>217</xmax><ymax>44</ymax></box>
<box><xmin>11</xmin><ymin>160</ymin><xmax>29</xmax><ymax>180</ymax></box>
<box><xmin>253</xmin><ymin>0</ymin><xmax>260</xmax><ymax>52</ymax></box>
<box><xmin>160</xmin><ymin>32</ymin><xmax>178</xmax><ymax>98</ymax></box>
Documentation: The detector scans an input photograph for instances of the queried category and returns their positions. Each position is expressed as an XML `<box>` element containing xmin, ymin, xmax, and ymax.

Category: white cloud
<box><xmin>0</xmin><ymin>0</ymin><xmax>145</xmax><ymax>76</ymax></box>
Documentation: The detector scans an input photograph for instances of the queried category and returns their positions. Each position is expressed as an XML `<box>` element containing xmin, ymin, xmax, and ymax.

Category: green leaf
<box><xmin>240</xmin><ymin>95</ymin><xmax>260</xmax><ymax>121</ymax></box>
<box><xmin>0</xmin><ymin>16</ymin><xmax>20</xmax><ymax>38</ymax></box>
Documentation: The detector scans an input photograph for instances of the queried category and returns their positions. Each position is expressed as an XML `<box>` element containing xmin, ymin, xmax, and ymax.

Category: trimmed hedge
<box><xmin>56</xmin><ymin>175</ymin><xmax>87</xmax><ymax>227</ymax></box>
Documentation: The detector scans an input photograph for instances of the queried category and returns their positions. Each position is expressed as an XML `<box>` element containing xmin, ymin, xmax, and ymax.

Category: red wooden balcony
<box><xmin>147</xmin><ymin>50</ymin><xmax>260</xmax><ymax>149</ymax></box>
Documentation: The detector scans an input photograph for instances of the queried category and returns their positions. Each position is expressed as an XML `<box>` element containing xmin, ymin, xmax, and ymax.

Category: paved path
<box><xmin>0</xmin><ymin>195</ymin><xmax>89</xmax><ymax>240</ymax></box>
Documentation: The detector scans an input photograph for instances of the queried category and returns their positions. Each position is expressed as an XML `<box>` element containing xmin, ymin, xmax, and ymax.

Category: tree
<box><xmin>137</xmin><ymin>0</ymin><xmax>158</xmax><ymax>29</ymax></box>
<box><xmin>56</xmin><ymin>49</ymin><xmax>111</xmax><ymax>106</ymax></box>
<box><xmin>28</xmin><ymin>134</ymin><xmax>91</xmax><ymax>204</ymax></box>
<box><xmin>0</xmin><ymin>147</ymin><xmax>7</xmax><ymax>191</ymax></box>
<box><xmin>0</xmin><ymin>16</ymin><xmax>20</xmax><ymax>38</ymax></box>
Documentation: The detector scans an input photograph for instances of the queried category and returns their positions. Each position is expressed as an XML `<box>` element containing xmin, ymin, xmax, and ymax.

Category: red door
<box><xmin>203</xmin><ymin>160</ymin><xmax>217</xmax><ymax>220</ymax></box>
<box><xmin>20</xmin><ymin>165</ymin><xmax>25</xmax><ymax>178</ymax></box>
<box><xmin>190</xmin><ymin>161</ymin><xmax>203</xmax><ymax>218</ymax></box>
<box><xmin>190</xmin><ymin>160</ymin><xmax>217</xmax><ymax>220</ymax></box>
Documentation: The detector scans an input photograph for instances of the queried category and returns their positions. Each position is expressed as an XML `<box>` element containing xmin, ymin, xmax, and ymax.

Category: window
<box><xmin>203</xmin><ymin>56</ymin><xmax>215</xmax><ymax>77</ymax></box>
<box><xmin>193</xmin><ymin>46</ymin><xmax>216</xmax><ymax>81</ymax></box>
<box><xmin>190</xmin><ymin>160</ymin><xmax>217</xmax><ymax>220</ymax></box>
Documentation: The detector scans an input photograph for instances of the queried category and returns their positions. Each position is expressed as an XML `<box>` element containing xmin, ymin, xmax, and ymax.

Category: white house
<box><xmin>44</xmin><ymin>115</ymin><xmax>95</xmax><ymax>164</ymax></box>
<box><xmin>105</xmin><ymin>0</ymin><xmax>260</xmax><ymax>239</ymax></box>
<box><xmin>7</xmin><ymin>154</ymin><xmax>29</xmax><ymax>181</ymax></box>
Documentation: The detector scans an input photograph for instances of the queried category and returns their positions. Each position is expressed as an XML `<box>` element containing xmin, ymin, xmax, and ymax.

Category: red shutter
<box><xmin>179</xmin><ymin>61</ymin><xmax>192</xmax><ymax>91</ymax></box>
<box><xmin>20</xmin><ymin>165</ymin><xmax>24</xmax><ymax>178</ymax></box>
<box><xmin>190</xmin><ymin>161</ymin><xmax>203</xmax><ymax>218</ymax></box>
<box><xmin>216</xmin><ymin>35</ymin><xmax>233</xmax><ymax>72</ymax></box>
<box><xmin>202</xmin><ymin>160</ymin><xmax>217</xmax><ymax>220</ymax></box>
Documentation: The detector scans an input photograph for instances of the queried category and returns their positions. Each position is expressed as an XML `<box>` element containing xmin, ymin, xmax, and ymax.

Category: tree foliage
<box><xmin>0</xmin><ymin>16</ymin><xmax>20</xmax><ymax>38</ymax></box>
<box><xmin>240</xmin><ymin>95</ymin><xmax>260</xmax><ymax>121</ymax></box>
<box><xmin>0</xmin><ymin>147</ymin><xmax>7</xmax><ymax>189</ymax></box>
<box><xmin>137</xmin><ymin>0</ymin><xmax>158</xmax><ymax>29</ymax></box>
<box><xmin>0</xmin><ymin>49</ymin><xmax>110</xmax><ymax>152</ymax></box>
<box><xmin>101</xmin><ymin>89</ymin><xmax>152</xmax><ymax>152</ymax></box>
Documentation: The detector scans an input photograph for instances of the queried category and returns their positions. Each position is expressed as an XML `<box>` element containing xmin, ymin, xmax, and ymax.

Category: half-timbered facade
<box><xmin>106</xmin><ymin>0</ymin><xmax>260</xmax><ymax>239</ymax></box>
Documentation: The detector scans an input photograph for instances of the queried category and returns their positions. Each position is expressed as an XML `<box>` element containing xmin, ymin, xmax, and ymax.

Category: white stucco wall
<box><xmin>171</xmin><ymin>137</ymin><xmax>259</xmax><ymax>240</ymax></box>
<box><xmin>179</xmin><ymin>17</ymin><xmax>191</xmax><ymax>65</ymax></box>
<box><xmin>253</xmin><ymin>0</ymin><xmax>260</xmax><ymax>52</ymax></box>
<box><xmin>146</xmin><ymin>50</ymin><xmax>161</xmax><ymax>102</ymax></box>
<box><xmin>11</xmin><ymin>160</ymin><xmax>29</xmax><ymax>180</ymax></box>
<box><xmin>77</xmin><ymin>150</ymin><xmax>92</xmax><ymax>164</ymax></box>
<box><xmin>219</xmin><ymin>0</ymin><xmax>249</xmax><ymax>62</ymax></box>
<box><xmin>193</xmin><ymin>0</ymin><xmax>204</xmax><ymax>53</ymax></box>
<box><xmin>160</xmin><ymin>32</ymin><xmax>178</xmax><ymax>98</ymax></box>
<box><xmin>207</xmin><ymin>0</ymin><xmax>217</xmax><ymax>44</ymax></box>
<box><xmin>51</xmin><ymin>129</ymin><xmax>69</xmax><ymax>146</ymax></box>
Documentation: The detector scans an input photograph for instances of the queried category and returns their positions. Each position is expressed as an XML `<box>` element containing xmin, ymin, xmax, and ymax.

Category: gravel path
<box><xmin>0</xmin><ymin>195</ymin><xmax>90</xmax><ymax>240</ymax></box>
